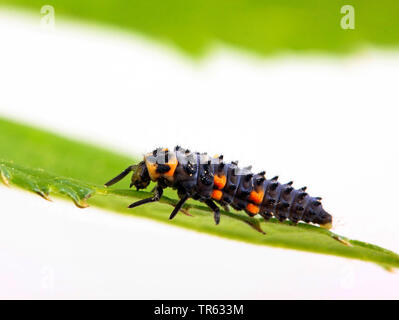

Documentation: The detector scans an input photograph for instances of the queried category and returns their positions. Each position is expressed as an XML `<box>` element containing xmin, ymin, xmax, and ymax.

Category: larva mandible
<box><xmin>104</xmin><ymin>147</ymin><xmax>332</xmax><ymax>229</ymax></box>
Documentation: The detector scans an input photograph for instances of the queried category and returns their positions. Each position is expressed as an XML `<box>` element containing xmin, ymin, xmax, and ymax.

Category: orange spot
<box><xmin>145</xmin><ymin>152</ymin><xmax>178</xmax><ymax>181</ymax></box>
<box><xmin>145</xmin><ymin>161</ymin><xmax>160</xmax><ymax>181</ymax></box>
<box><xmin>249</xmin><ymin>190</ymin><xmax>264</xmax><ymax>204</ymax></box>
<box><xmin>214</xmin><ymin>175</ymin><xmax>226</xmax><ymax>189</ymax></box>
<box><xmin>163</xmin><ymin>158</ymin><xmax>178</xmax><ymax>177</ymax></box>
<box><xmin>246</xmin><ymin>203</ymin><xmax>260</xmax><ymax>215</ymax></box>
<box><xmin>212</xmin><ymin>190</ymin><xmax>223</xmax><ymax>201</ymax></box>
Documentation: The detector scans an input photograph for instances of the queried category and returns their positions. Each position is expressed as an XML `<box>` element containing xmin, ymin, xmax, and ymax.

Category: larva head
<box><xmin>130</xmin><ymin>161</ymin><xmax>151</xmax><ymax>190</ymax></box>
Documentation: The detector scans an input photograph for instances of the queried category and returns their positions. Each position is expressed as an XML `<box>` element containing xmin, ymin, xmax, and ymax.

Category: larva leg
<box><xmin>244</xmin><ymin>220</ymin><xmax>266</xmax><ymax>235</ymax></box>
<box><xmin>104</xmin><ymin>165</ymin><xmax>136</xmax><ymax>187</ymax></box>
<box><xmin>128</xmin><ymin>185</ymin><xmax>163</xmax><ymax>208</ymax></box>
<box><xmin>218</xmin><ymin>201</ymin><xmax>230</xmax><ymax>212</ymax></box>
<box><xmin>166</xmin><ymin>203</ymin><xmax>192</xmax><ymax>216</ymax></box>
<box><xmin>259</xmin><ymin>212</ymin><xmax>272</xmax><ymax>221</ymax></box>
<box><xmin>205</xmin><ymin>199</ymin><xmax>221</xmax><ymax>225</ymax></box>
<box><xmin>169</xmin><ymin>194</ymin><xmax>190</xmax><ymax>220</ymax></box>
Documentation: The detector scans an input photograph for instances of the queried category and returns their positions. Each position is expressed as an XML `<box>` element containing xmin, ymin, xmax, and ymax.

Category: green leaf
<box><xmin>0</xmin><ymin>161</ymin><xmax>94</xmax><ymax>207</ymax></box>
<box><xmin>2</xmin><ymin>0</ymin><xmax>399</xmax><ymax>57</ymax></box>
<box><xmin>1</xmin><ymin>117</ymin><xmax>399</xmax><ymax>270</ymax></box>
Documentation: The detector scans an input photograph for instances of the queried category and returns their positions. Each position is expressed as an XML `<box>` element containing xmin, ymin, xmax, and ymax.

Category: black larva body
<box><xmin>104</xmin><ymin>147</ymin><xmax>333</xmax><ymax>229</ymax></box>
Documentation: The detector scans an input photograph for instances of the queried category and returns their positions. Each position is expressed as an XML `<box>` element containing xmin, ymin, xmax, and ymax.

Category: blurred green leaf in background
<box><xmin>1</xmin><ymin>0</ymin><xmax>399</xmax><ymax>57</ymax></box>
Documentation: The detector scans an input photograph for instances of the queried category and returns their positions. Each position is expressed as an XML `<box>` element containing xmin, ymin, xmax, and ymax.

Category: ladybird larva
<box><xmin>104</xmin><ymin>146</ymin><xmax>332</xmax><ymax>229</ymax></box>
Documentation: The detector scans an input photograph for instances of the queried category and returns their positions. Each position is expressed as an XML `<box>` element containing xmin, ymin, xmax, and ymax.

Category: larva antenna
<box><xmin>104</xmin><ymin>165</ymin><xmax>137</xmax><ymax>187</ymax></box>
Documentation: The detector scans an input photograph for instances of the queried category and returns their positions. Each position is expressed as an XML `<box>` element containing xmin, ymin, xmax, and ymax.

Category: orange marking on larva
<box><xmin>145</xmin><ymin>161</ymin><xmax>160</xmax><ymax>181</ymax></box>
<box><xmin>214</xmin><ymin>175</ymin><xmax>226</xmax><ymax>189</ymax></box>
<box><xmin>164</xmin><ymin>158</ymin><xmax>178</xmax><ymax>177</ymax></box>
<box><xmin>211</xmin><ymin>189</ymin><xmax>223</xmax><ymax>201</ymax></box>
<box><xmin>249</xmin><ymin>190</ymin><xmax>264</xmax><ymax>204</ymax></box>
<box><xmin>246</xmin><ymin>203</ymin><xmax>260</xmax><ymax>215</ymax></box>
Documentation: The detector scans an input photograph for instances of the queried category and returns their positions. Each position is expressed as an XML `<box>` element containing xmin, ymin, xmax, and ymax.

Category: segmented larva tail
<box><xmin>254</xmin><ymin>172</ymin><xmax>331</xmax><ymax>227</ymax></box>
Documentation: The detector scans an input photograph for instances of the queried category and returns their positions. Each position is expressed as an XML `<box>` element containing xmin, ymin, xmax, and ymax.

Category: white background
<box><xmin>0</xmin><ymin>9</ymin><xmax>398</xmax><ymax>299</ymax></box>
